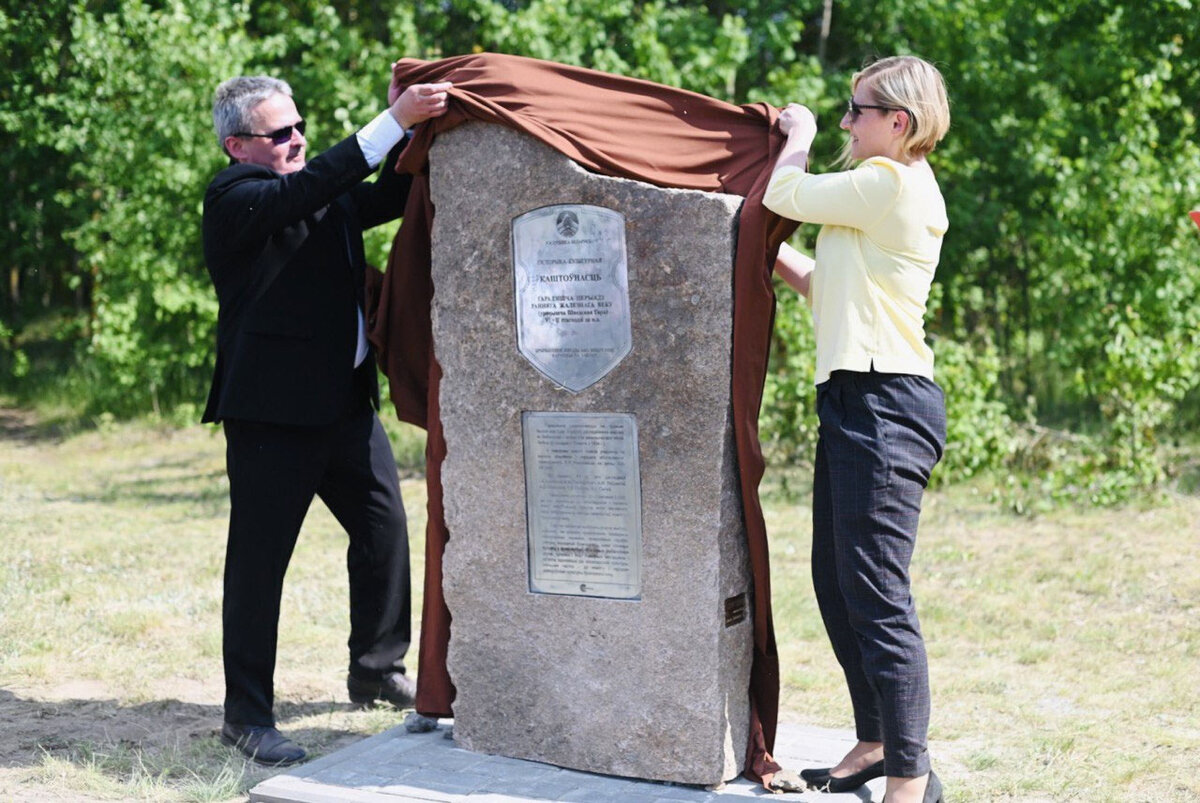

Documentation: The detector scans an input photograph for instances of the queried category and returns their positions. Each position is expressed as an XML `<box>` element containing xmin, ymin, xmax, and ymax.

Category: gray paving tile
<box><xmin>406</xmin><ymin>768</ymin><xmax>500</xmax><ymax>794</ymax></box>
<box><xmin>371</xmin><ymin>782</ymin><xmax>462</xmax><ymax>797</ymax></box>
<box><xmin>475</xmin><ymin>754</ymin><xmax>563</xmax><ymax>773</ymax></box>
<box><xmin>249</xmin><ymin>721</ymin><xmax>881</xmax><ymax>803</ymax></box>
<box><xmin>496</xmin><ymin>777</ymin><xmax>598</xmax><ymax>800</ymax></box>
<box><xmin>556</xmin><ymin>789</ymin><xmax>656</xmax><ymax>803</ymax></box>
<box><xmin>416</xmin><ymin>749</ymin><xmax>494</xmax><ymax>773</ymax></box>
<box><xmin>370</xmin><ymin>783</ymin><xmax>463</xmax><ymax>802</ymax></box>
<box><xmin>468</xmin><ymin>760</ymin><xmax>563</xmax><ymax>782</ymax></box>
<box><xmin>646</xmin><ymin>785</ymin><xmax>719</xmax><ymax>801</ymax></box>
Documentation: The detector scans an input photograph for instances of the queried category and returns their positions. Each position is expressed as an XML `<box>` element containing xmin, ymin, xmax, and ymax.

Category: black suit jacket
<box><xmin>202</xmin><ymin>135</ymin><xmax>411</xmax><ymax>426</ymax></box>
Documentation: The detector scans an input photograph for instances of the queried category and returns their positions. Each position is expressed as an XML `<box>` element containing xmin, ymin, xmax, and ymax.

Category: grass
<box><xmin>1</xmin><ymin>407</ymin><xmax>1198</xmax><ymax>801</ymax></box>
<box><xmin>765</xmin><ymin>470</ymin><xmax>1200</xmax><ymax>802</ymax></box>
<box><xmin>0</xmin><ymin>407</ymin><xmax>428</xmax><ymax>802</ymax></box>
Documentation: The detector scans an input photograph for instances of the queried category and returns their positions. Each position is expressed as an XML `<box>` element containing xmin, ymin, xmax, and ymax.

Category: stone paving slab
<box><xmin>248</xmin><ymin>721</ymin><xmax>884</xmax><ymax>803</ymax></box>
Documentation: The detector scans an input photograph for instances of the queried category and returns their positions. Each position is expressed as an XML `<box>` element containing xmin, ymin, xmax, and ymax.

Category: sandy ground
<box><xmin>0</xmin><ymin>673</ymin><xmax>395</xmax><ymax>801</ymax></box>
<box><xmin>0</xmin><ymin>678</ymin><xmax>224</xmax><ymax>800</ymax></box>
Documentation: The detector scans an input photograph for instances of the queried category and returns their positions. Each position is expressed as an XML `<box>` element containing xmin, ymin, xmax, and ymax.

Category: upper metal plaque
<box><xmin>512</xmin><ymin>204</ymin><xmax>632</xmax><ymax>393</ymax></box>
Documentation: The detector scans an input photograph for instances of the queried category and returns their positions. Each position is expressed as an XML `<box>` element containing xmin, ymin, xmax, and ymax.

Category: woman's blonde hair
<box><xmin>837</xmin><ymin>55</ymin><xmax>950</xmax><ymax>167</ymax></box>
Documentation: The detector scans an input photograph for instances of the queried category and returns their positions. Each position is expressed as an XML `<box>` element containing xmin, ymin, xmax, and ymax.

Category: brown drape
<box><xmin>368</xmin><ymin>52</ymin><xmax>797</xmax><ymax>785</ymax></box>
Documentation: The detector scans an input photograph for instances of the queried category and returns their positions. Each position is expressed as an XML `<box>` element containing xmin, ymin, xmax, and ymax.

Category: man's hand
<box><xmin>388</xmin><ymin>62</ymin><xmax>405</xmax><ymax>107</ymax></box>
<box><xmin>388</xmin><ymin>66</ymin><xmax>451</xmax><ymax>129</ymax></box>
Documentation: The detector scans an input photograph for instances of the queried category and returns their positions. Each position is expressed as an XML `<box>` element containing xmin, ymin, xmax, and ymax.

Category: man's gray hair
<box><xmin>212</xmin><ymin>75</ymin><xmax>293</xmax><ymax>153</ymax></box>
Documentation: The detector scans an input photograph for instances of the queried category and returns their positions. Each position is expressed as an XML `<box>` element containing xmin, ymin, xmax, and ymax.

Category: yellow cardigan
<box><xmin>764</xmin><ymin>157</ymin><xmax>948</xmax><ymax>385</ymax></box>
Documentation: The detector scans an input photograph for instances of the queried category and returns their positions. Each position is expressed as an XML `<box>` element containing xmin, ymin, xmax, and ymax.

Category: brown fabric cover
<box><xmin>369</xmin><ymin>52</ymin><xmax>797</xmax><ymax>784</ymax></box>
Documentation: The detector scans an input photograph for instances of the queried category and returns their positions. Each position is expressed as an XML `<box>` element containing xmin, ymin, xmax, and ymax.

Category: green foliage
<box><xmin>928</xmin><ymin>332</ymin><xmax>1020</xmax><ymax>487</ymax></box>
<box><xmin>2</xmin><ymin>1</ymin><xmax>254</xmax><ymax>412</ymax></box>
<box><xmin>763</xmin><ymin>280</ymin><xmax>1023</xmax><ymax>489</ymax></box>
<box><xmin>0</xmin><ymin>317</ymin><xmax>28</xmax><ymax>380</ymax></box>
<box><xmin>3</xmin><ymin>0</ymin><xmax>1199</xmax><ymax>504</ymax></box>
<box><xmin>914</xmin><ymin>0</ymin><xmax>1200</xmax><ymax>501</ymax></box>
<box><xmin>0</xmin><ymin>1</ymin><xmax>85</xmax><ymax>374</ymax></box>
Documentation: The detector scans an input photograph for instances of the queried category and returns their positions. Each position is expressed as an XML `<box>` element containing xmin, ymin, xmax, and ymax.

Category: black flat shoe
<box><xmin>803</xmin><ymin>758</ymin><xmax>886</xmax><ymax>792</ymax></box>
<box><xmin>800</xmin><ymin>765</ymin><xmax>834</xmax><ymax>785</ymax></box>
<box><xmin>881</xmin><ymin>770</ymin><xmax>944</xmax><ymax>803</ymax></box>
<box><xmin>220</xmin><ymin>722</ymin><xmax>306</xmax><ymax>766</ymax></box>
<box><xmin>923</xmin><ymin>770</ymin><xmax>944</xmax><ymax>803</ymax></box>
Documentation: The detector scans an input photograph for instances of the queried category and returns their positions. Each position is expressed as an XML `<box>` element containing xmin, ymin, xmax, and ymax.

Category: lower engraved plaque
<box><xmin>522</xmin><ymin>411</ymin><xmax>642</xmax><ymax>599</ymax></box>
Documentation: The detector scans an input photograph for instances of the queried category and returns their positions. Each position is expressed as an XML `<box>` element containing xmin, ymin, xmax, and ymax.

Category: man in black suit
<box><xmin>202</xmin><ymin>68</ymin><xmax>450</xmax><ymax>766</ymax></box>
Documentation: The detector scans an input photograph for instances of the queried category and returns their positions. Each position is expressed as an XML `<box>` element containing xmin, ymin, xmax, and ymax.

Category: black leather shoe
<box><xmin>802</xmin><ymin>758</ymin><xmax>886</xmax><ymax>792</ymax></box>
<box><xmin>220</xmin><ymin>722</ymin><xmax>306</xmax><ymax>766</ymax></box>
<box><xmin>347</xmin><ymin>671</ymin><xmax>416</xmax><ymax>708</ymax></box>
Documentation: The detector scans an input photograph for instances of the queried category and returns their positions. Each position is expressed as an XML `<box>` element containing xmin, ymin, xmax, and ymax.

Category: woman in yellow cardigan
<box><xmin>765</xmin><ymin>56</ymin><xmax>951</xmax><ymax>803</ymax></box>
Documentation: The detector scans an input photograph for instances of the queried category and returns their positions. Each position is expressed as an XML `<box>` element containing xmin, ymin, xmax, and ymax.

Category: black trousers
<box><xmin>812</xmin><ymin>370</ymin><xmax>945</xmax><ymax>778</ymax></box>
<box><xmin>221</xmin><ymin>404</ymin><xmax>410</xmax><ymax>727</ymax></box>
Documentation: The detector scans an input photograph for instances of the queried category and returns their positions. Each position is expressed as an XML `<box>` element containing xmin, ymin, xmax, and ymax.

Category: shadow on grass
<box><xmin>22</xmin><ymin>451</ymin><xmax>233</xmax><ymax>519</ymax></box>
<box><xmin>57</xmin><ymin>463</ymin><xmax>231</xmax><ymax>509</ymax></box>
<box><xmin>0</xmin><ymin>401</ymin><xmax>199</xmax><ymax>447</ymax></box>
<box><xmin>0</xmin><ymin>406</ymin><xmax>74</xmax><ymax>445</ymax></box>
<box><xmin>0</xmin><ymin>688</ymin><xmax>374</xmax><ymax>779</ymax></box>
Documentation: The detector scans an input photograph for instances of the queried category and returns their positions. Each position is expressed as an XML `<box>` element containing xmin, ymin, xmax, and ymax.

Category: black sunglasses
<box><xmin>847</xmin><ymin>99</ymin><xmax>909</xmax><ymax>120</ymax></box>
<box><xmin>235</xmin><ymin>119</ymin><xmax>306</xmax><ymax>145</ymax></box>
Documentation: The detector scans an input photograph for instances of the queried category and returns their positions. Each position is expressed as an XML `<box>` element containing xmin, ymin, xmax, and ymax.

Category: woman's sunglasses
<box><xmin>846</xmin><ymin>99</ymin><xmax>909</xmax><ymax>121</ymax></box>
<box><xmin>235</xmin><ymin>119</ymin><xmax>306</xmax><ymax>145</ymax></box>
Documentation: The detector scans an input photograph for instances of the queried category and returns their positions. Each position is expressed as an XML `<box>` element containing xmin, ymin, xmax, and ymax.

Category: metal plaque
<box><xmin>522</xmin><ymin>411</ymin><xmax>642</xmax><ymax>599</ymax></box>
<box><xmin>512</xmin><ymin>204</ymin><xmax>632</xmax><ymax>393</ymax></box>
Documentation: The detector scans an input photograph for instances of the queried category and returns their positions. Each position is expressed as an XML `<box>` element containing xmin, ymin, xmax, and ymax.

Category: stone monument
<box><xmin>428</xmin><ymin>122</ymin><xmax>753</xmax><ymax>785</ymax></box>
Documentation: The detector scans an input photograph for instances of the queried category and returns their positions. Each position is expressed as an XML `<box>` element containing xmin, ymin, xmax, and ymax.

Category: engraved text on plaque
<box><xmin>512</xmin><ymin>204</ymin><xmax>632</xmax><ymax>392</ymax></box>
<box><xmin>522</xmin><ymin>411</ymin><xmax>642</xmax><ymax>599</ymax></box>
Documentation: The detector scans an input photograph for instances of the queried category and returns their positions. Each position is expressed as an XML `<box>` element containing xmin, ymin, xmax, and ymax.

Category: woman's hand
<box><xmin>772</xmin><ymin>103</ymin><xmax>816</xmax><ymax>173</ymax></box>
<box><xmin>778</xmin><ymin>103</ymin><xmax>818</xmax><ymax>142</ymax></box>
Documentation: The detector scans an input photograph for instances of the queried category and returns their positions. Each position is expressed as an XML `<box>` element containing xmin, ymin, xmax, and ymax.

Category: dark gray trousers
<box><xmin>812</xmin><ymin>369</ymin><xmax>945</xmax><ymax>778</ymax></box>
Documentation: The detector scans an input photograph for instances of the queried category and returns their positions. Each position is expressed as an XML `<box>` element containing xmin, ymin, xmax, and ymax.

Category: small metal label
<box><xmin>522</xmin><ymin>411</ymin><xmax>642</xmax><ymax>599</ymax></box>
<box><xmin>512</xmin><ymin>204</ymin><xmax>632</xmax><ymax>393</ymax></box>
